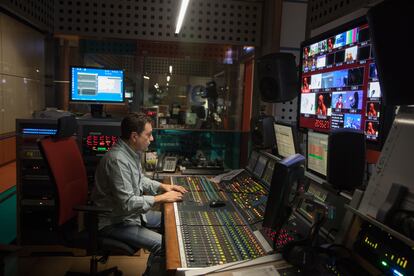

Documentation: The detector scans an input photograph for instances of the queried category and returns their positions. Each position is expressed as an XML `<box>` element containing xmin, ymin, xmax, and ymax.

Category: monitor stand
<box><xmin>90</xmin><ymin>104</ymin><xmax>104</xmax><ymax>118</ymax></box>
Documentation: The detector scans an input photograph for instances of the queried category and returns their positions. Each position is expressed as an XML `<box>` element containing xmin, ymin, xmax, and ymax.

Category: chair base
<box><xmin>65</xmin><ymin>266</ymin><xmax>122</xmax><ymax>276</ymax></box>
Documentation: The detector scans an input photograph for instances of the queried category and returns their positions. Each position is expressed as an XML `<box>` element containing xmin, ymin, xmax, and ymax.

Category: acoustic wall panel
<box><xmin>54</xmin><ymin>0</ymin><xmax>262</xmax><ymax>46</ymax></box>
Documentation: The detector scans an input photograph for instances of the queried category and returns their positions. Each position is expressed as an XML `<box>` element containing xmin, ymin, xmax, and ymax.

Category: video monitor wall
<box><xmin>299</xmin><ymin>17</ymin><xmax>383</xmax><ymax>143</ymax></box>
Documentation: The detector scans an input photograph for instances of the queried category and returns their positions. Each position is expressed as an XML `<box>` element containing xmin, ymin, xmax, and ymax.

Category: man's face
<box><xmin>131</xmin><ymin>122</ymin><xmax>154</xmax><ymax>152</ymax></box>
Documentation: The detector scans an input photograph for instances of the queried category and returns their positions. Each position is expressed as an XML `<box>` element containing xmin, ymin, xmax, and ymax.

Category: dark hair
<box><xmin>121</xmin><ymin>112</ymin><xmax>153</xmax><ymax>139</ymax></box>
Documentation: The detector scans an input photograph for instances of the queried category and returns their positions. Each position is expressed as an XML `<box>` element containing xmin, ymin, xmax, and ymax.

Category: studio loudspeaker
<box><xmin>367</xmin><ymin>1</ymin><xmax>413</xmax><ymax>105</ymax></box>
<box><xmin>250</xmin><ymin>116</ymin><xmax>275</xmax><ymax>149</ymax></box>
<box><xmin>327</xmin><ymin>129</ymin><xmax>365</xmax><ymax>191</ymax></box>
<box><xmin>257</xmin><ymin>53</ymin><xmax>299</xmax><ymax>103</ymax></box>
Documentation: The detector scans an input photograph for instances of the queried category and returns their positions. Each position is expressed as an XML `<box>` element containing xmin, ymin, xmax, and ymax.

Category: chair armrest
<box><xmin>74</xmin><ymin>205</ymin><xmax>113</xmax><ymax>214</ymax></box>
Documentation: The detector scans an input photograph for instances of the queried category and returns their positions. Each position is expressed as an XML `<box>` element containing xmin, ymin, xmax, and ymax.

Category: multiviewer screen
<box><xmin>299</xmin><ymin>19</ymin><xmax>382</xmax><ymax>142</ymax></box>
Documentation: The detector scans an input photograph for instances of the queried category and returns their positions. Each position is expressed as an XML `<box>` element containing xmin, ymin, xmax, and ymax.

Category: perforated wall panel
<box><xmin>1</xmin><ymin>0</ymin><xmax>54</xmax><ymax>32</ymax></box>
<box><xmin>307</xmin><ymin>0</ymin><xmax>371</xmax><ymax>31</ymax></box>
<box><xmin>144</xmin><ymin>56</ymin><xmax>225</xmax><ymax>77</ymax></box>
<box><xmin>54</xmin><ymin>0</ymin><xmax>262</xmax><ymax>46</ymax></box>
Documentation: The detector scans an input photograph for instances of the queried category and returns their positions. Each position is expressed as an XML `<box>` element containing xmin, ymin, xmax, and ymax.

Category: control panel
<box><xmin>354</xmin><ymin>221</ymin><xmax>413</xmax><ymax>276</ymax></box>
<box><xmin>172</xmin><ymin>176</ymin><xmax>270</xmax><ymax>268</ymax></box>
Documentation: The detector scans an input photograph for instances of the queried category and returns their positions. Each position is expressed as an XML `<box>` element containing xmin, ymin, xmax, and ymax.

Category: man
<box><xmin>92</xmin><ymin>112</ymin><xmax>187</xmax><ymax>275</ymax></box>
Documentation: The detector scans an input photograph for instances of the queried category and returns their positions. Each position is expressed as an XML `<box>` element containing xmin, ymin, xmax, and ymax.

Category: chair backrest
<box><xmin>38</xmin><ymin>116</ymin><xmax>88</xmax><ymax>226</ymax></box>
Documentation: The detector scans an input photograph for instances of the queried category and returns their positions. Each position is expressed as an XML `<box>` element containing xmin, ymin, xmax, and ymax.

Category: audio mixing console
<box><xmin>218</xmin><ymin>171</ymin><xmax>268</xmax><ymax>194</ymax></box>
<box><xmin>172</xmin><ymin>175</ymin><xmax>271</xmax><ymax>268</ymax></box>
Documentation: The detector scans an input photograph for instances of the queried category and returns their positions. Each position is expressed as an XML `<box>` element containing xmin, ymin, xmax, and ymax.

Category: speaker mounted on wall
<box><xmin>367</xmin><ymin>1</ymin><xmax>414</xmax><ymax>106</ymax></box>
<box><xmin>250</xmin><ymin>115</ymin><xmax>275</xmax><ymax>149</ymax></box>
<box><xmin>327</xmin><ymin>128</ymin><xmax>366</xmax><ymax>191</ymax></box>
<box><xmin>257</xmin><ymin>53</ymin><xmax>299</xmax><ymax>103</ymax></box>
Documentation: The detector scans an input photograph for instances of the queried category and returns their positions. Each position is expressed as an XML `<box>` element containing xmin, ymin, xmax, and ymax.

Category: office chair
<box><xmin>38</xmin><ymin>116</ymin><xmax>136</xmax><ymax>276</ymax></box>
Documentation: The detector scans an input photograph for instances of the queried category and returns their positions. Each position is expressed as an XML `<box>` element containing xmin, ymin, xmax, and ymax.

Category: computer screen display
<box><xmin>253</xmin><ymin>155</ymin><xmax>268</xmax><ymax>178</ymax></box>
<box><xmin>274</xmin><ymin>123</ymin><xmax>297</xmax><ymax>158</ymax></box>
<box><xmin>299</xmin><ymin>17</ymin><xmax>383</xmax><ymax>143</ymax></box>
<box><xmin>70</xmin><ymin>67</ymin><xmax>124</xmax><ymax>103</ymax></box>
<box><xmin>246</xmin><ymin>151</ymin><xmax>259</xmax><ymax>172</ymax></box>
<box><xmin>307</xmin><ymin>131</ymin><xmax>329</xmax><ymax>178</ymax></box>
<box><xmin>262</xmin><ymin>159</ymin><xmax>276</xmax><ymax>186</ymax></box>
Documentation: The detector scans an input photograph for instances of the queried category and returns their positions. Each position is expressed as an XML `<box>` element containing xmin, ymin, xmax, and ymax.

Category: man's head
<box><xmin>121</xmin><ymin>113</ymin><xmax>154</xmax><ymax>151</ymax></box>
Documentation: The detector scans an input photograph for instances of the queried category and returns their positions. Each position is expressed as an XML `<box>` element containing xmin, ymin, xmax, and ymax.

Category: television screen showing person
<box><xmin>327</xmin><ymin>37</ymin><xmax>334</xmax><ymax>50</ymax></box>
<box><xmin>365</xmin><ymin>121</ymin><xmax>378</xmax><ymax>136</ymax></box>
<box><xmin>302</xmin><ymin>76</ymin><xmax>310</xmax><ymax>93</ymax></box>
<box><xmin>345</xmin><ymin>46</ymin><xmax>358</xmax><ymax>62</ymax></box>
<box><xmin>315</xmin><ymin>93</ymin><xmax>331</xmax><ymax>116</ymax></box>
<box><xmin>367</xmin><ymin>102</ymin><xmax>380</xmax><ymax>118</ymax></box>
<box><xmin>333</xmin><ymin>93</ymin><xmax>344</xmax><ymax>109</ymax></box>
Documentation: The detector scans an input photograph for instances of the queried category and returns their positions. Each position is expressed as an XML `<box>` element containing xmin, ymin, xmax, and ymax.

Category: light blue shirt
<box><xmin>92</xmin><ymin>138</ymin><xmax>161</xmax><ymax>229</ymax></box>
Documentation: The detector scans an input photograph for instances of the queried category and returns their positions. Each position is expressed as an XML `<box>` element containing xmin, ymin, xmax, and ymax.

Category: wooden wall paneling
<box><xmin>1</xmin><ymin>13</ymin><xmax>45</xmax><ymax>79</ymax></box>
<box><xmin>0</xmin><ymin>136</ymin><xmax>16</xmax><ymax>165</ymax></box>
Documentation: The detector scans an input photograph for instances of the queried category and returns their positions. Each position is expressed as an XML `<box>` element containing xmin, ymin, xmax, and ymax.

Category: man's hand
<box><xmin>160</xmin><ymin>183</ymin><xmax>188</xmax><ymax>194</ymax></box>
<box><xmin>154</xmin><ymin>191</ymin><xmax>183</xmax><ymax>203</ymax></box>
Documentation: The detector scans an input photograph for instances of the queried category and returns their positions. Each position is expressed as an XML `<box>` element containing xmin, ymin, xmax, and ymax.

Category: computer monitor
<box><xmin>274</xmin><ymin>122</ymin><xmax>297</xmax><ymax>158</ymax></box>
<box><xmin>246</xmin><ymin>151</ymin><xmax>259</xmax><ymax>172</ymax></box>
<box><xmin>263</xmin><ymin>154</ymin><xmax>305</xmax><ymax>233</ymax></box>
<box><xmin>70</xmin><ymin>66</ymin><xmax>125</xmax><ymax>117</ymax></box>
<box><xmin>306</xmin><ymin>131</ymin><xmax>329</xmax><ymax>179</ymax></box>
<box><xmin>253</xmin><ymin>154</ymin><xmax>268</xmax><ymax>178</ymax></box>
<box><xmin>298</xmin><ymin>16</ymin><xmax>391</xmax><ymax>148</ymax></box>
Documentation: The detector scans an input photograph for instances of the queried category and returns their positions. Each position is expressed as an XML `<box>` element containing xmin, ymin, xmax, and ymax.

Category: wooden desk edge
<box><xmin>164</xmin><ymin>178</ymin><xmax>181</xmax><ymax>272</ymax></box>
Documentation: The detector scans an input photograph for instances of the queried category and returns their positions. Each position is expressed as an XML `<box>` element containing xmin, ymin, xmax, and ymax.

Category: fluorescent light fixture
<box><xmin>143</xmin><ymin>75</ymin><xmax>150</xmax><ymax>80</ymax></box>
<box><xmin>167</xmin><ymin>75</ymin><xmax>171</xmax><ymax>82</ymax></box>
<box><xmin>175</xmin><ymin>0</ymin><xmax>190</xmax><ymax>34</ymax></box>
<box><xmin>169</xmin><ymin>65</ymin><xmax>173</xmax><ymax>74</ymax></box>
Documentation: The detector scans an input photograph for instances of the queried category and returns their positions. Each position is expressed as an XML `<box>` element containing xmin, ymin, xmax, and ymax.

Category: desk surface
<box><xmin>164</xmin><ymin>201</ymin><xmax>181</xmax><ymax>271</ymax></box>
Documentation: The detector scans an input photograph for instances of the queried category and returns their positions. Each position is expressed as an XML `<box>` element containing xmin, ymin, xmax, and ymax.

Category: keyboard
<box><xmin>181</xmin><ymin>168</ymin><xmax>227</xmax><ymax>175</ymax></box>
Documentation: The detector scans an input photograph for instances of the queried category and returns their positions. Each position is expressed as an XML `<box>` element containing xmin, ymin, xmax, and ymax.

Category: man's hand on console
<box><xmin>160</xmin><ymin>183</ymin><xmax>188</xmax><ymax>194</ymax></box>
<box><xmin>154</xmin><ymin>191</ymin><xmax>184</xmax><ymax>203</ymax></box>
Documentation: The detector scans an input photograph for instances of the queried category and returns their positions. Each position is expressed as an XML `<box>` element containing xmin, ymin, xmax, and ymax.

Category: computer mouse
<box><xmin>209</xmin><ymin>200</ymin><xmax>226</xmax><ymax>208</ymax></box>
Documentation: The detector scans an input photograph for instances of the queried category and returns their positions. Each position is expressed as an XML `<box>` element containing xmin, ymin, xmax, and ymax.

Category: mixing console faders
<box><xmin>178</xmin><ymin>209</ymin><xmax>246</xmax><ymax>226</ymax></box>
<box><xmin>179</xmin><ymin>225</ymin><xmax>266</xmax><ymax>267</ymax></box>
<box><xmin>172</xmin><ymin>175</ymin><xmax>270</xmax><ymax>268</ymax></box>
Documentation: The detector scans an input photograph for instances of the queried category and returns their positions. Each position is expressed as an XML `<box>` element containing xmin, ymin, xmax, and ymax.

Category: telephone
<box><xmin>156</xmin><ymin>154</ymin><xmax>178</xmax><ymax>172</ymax></box>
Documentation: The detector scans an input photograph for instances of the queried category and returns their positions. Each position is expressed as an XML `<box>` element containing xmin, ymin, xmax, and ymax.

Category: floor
<box><xmin>5</xmin><ymin>253</ymin><xmax>149</xmax><ymax>276</ymax></box>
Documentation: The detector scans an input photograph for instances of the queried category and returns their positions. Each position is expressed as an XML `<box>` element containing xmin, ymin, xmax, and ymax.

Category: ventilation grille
<box><xmin>1</xmin><ymin>0</ymin><xmax>54</xmax><ymax>32</ymax></box>
<box><xmin>54</xmin><ymin>0</ymin><xmax>262</xmax><ymax>45</ymax></box>
<box><xmin>307</xmin><ymin>0</ymin><xmax>370</xmax><ymax>31</ymax></box>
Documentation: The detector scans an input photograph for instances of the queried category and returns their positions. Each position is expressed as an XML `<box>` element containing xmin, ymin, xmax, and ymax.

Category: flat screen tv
<box><xmin>298</xmin><ymin>17</ymin><xmax>393</xmax><ymax>149</ymax></box>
